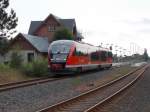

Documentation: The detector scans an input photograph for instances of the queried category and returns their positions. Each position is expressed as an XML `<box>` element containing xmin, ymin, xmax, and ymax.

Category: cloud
<box><xmin>124</xmin><ymin>18</ymin><xmax>150</xmax><ymax>25</ymax></box>
<box><xmin>142</xmin><ymin>18</ymin><xmax>150</xmax><ymax>24</ymax></box>
<box><xmin>138</xmin><ymin>29</ymin><xmax>150</xmax><ymax>33</ymax></box>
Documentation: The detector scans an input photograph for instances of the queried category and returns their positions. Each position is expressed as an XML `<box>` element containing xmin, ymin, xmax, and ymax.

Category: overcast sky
<box><xmin>10</xmin><ymin>0</ymin><xmax>150</xmax><ymax>55</ymax></box>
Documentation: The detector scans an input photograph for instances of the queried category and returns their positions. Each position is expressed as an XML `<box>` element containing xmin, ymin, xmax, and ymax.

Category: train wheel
<box><xmin>107</xmin><ymin>64</ymin><xmax>112</xmax><ymax>69</ymax></box>
<box><xmin>98</xmin><ymin>65</ymin><xmax>103</xmax><ymax>70</ymax></box>
<box><xmin>76</xmin><ymin>67</ymin><xmax>82</xmax><ymax>73</ymax></box>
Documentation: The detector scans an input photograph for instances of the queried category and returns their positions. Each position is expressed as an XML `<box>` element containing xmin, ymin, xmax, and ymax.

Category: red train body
<box><xmin>48</xmin><ymin>40</ymin><xmax>113</xmax><ymax>74</ymax></box>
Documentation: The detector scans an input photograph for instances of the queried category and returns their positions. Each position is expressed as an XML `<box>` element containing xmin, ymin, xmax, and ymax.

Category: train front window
<box><xmin>50</xmin><ymin>44</ymin><xmax>71</xmax><ymax>54</ymax></box>
<box><xmin>49</xmin><ymin>42</ymin><xmax>73</xmax><ymax>62</ymax></box>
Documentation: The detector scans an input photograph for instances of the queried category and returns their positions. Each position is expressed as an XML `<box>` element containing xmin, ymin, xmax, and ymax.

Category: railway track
<box><xmin>0</xmin><ymin>76</ymin><xmax>66</xmax><ymax>92</ymax></box>
<box><xmin>37</xmin><ymin>65</ymin><xmax>148</xmax><ymax>112</ymax></box>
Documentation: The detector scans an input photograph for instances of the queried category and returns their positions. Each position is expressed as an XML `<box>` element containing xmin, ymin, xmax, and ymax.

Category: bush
<box><xmin>10</xmin><ymin>52</ymin><xmax>22</xmax><ymax>68</ymax></box>
<box><xmin>0</xmin><ymin>64</ymin><xmax>10</xmax><ymax>72</ymax></box>
<box><xmin>21</xmin><ymin>63</ymin><xmax>33</xmax><ymax>75</ymax></box>
<box><xmin>21</xmin><ymin>58</ymin><xmax>48</xmax><ymax>77</ymax></box>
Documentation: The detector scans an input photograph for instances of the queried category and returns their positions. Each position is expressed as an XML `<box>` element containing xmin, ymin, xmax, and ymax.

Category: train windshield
<box><xmin>49</xmin><ymin>42</ymin><xmax>72</xmax><ymax>54</ymax></box>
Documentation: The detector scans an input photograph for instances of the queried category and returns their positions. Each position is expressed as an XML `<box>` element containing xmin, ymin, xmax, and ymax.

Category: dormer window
<box><xmin>48</xmin><ymin>26</ymin><xmax>55</xmax><ymax>32</ymax></box>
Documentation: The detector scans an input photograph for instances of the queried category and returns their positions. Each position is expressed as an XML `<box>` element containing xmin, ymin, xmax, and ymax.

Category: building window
<box><xmin>27</xmin><ymin>53</ymin><xmax>34</xmax><ymax>62</ymax></box>
<box><xmin>48</xmin><ymin>26</ymin><xmax>55</xmax><ymax>32</ymax></box>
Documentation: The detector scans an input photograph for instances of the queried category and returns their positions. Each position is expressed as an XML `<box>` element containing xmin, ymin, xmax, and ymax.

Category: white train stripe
<box><xmin>66</xmin><ymin>63</ymin><xmax>112</xmax><ymax>68</ymax></box>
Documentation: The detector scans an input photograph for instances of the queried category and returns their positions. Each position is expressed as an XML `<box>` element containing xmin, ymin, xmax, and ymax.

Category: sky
<box><xmin>9</xmin><ymin>0</ymin><xmax>150</xmax><ymax>55</ymax></box>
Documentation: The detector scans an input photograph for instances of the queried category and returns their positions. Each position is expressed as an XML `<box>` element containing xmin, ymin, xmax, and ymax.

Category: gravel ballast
<box><xmin>0</xmin><ymin>66</ymin><xmax>135</xmax><ymax>112</ymax></box>
<box><xmin>97</xmin><ymin>66</ymin><xmax>150</xmax><ymax>112</ymax></box>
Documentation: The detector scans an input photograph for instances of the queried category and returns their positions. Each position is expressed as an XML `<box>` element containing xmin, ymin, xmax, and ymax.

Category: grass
<box><xmin>0</xmin><ymin>58</ymin><xmax>49</xmax><ymax>84</ymax></box>
<box><xmin>0</xmin><ymin>64</ymin><xmax>33</xmax><ymax>84</ymax></box>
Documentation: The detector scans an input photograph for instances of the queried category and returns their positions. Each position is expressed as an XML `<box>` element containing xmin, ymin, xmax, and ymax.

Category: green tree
<box><xmin>0</xmin><ymin>38</ymin><xmax>9</xmax><ymax>56</ymax></box>
<box><xmin>53</xmin><ymin>28</ymin><xmax>73</xmax><ymax>41</ymax></box>
<box><xmin>0</xmin><ymin>0</ymin><xmax>18</xmax><ymax>38</ymax></box>
<box><xmin>0</xmin><ymin>0</ymin><xmax>18</xmax><ymax>55</ymax></box>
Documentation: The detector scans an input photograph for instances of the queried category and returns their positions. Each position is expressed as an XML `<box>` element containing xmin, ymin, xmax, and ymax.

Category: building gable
<box><xmin>10</xmin><ymin>33</ymin><xmax>49</xmax><ymax>53</ymax></box>
<box><xmin>34</xmin><ymin>14</ymin><xmax>61</xmax><ymax>35</ymax></box>
<box><xmin>21</xmin><ymin>34</ymin><xmax>49</xmax><ymax>53</ymax></box>
<box><xmin>31</xmin><ymin>14</ymin><xmax>62</xmax><ymax>42</ymax></box>
<box><xmin>10</xmin><ymin>34</ymin><xmax>37</xmax><ymax>51</ymax></box>
<box><xmin>28</xmin><ymin>13</ymin><xmax>83</xmax><ymax>41</ymax></box>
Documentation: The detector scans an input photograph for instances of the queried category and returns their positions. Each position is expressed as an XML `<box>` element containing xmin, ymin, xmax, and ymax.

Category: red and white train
<box><xmin>48</xmin><ymin>40</ymin><xmax>113</xmax><ymax>74</ymax></box>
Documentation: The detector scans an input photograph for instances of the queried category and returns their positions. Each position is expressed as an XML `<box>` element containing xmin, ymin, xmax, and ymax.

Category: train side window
<box><xmin>106</xmin><ymin>52</ymin><xmax>108</xmax><ymax>58</ymax></box>
<box><xmin>73</xmin><ymin>48</ymin><xmax>76</xmax><ymax>56</ymax></box>
<box><xmin>101</xmin><ymin>51</ymin><xmax>107</xmax><ymax>61</ymax></box>
<box><xmin>75</xmin><ymin>44</ymin><xmax>88</xmax><ymax>56</ymax></box>
<box><xmin>108</xmin><ymin>52</ymin><xmax>113</xmax><ymax>58</ymax></box>
<box><xmin>77</xmin><ymin>51</ymin><xmax>83</xmax><ymax>56</ymax></box>
<box><xmin>75</xmin><ymin>47</ymin><xmax>84</xmax><ymax>56</ymax></box>
<box><xmin>91</xmin><ymin>51</ymin><xmax>99</xmax><ymax>61</ymax></box>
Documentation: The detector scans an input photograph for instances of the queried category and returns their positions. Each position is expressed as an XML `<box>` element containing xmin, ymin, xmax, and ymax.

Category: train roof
<box><xmin>50</xmin><ymin>40</ymin><xmax>112</xmax><ymax>52</ymax></box>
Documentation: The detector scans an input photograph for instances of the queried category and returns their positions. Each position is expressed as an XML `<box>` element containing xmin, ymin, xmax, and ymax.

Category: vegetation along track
<box><xmin>0</xmin><ymin>76</ymin><xmax>67</xmax><ymax>92</ymax></box>
<box><xmin>0</xmin><ymin>65</ymin><xmax>125</xmax><ymax>92</ymax></box>
<box><xmin>37</xmin><ymin>64</ymin><xmax>148</xmax><ymax>112</ymax></box>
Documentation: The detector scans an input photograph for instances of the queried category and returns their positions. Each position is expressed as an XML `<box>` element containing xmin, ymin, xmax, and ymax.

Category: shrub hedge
<box><xmin>21</xmin><ymin>58</ymin><xmax>49</xmax><ymax>77</ymax></box>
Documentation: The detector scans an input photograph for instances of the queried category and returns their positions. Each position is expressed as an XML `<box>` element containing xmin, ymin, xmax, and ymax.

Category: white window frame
<box><xmin>48</xmin><ymin>26</ymin><xmax>55</xmax><ymax>32</ymax></box>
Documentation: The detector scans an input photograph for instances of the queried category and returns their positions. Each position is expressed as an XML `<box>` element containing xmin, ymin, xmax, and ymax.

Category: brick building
<box><xmin>7</xmin><ymin>14</ymin><xmax>83</xmax><ymax>63</ymax></box>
